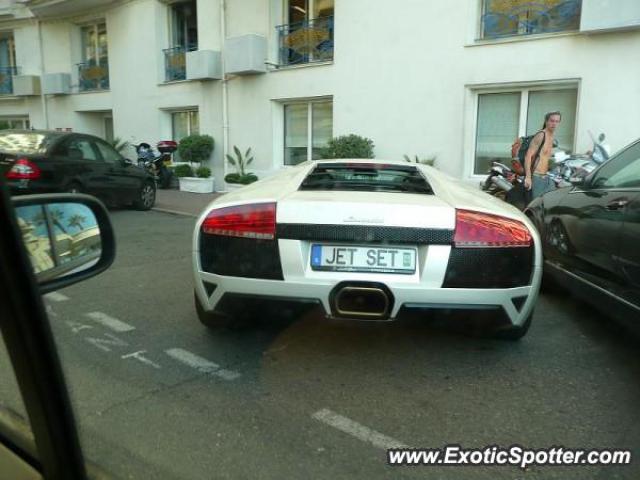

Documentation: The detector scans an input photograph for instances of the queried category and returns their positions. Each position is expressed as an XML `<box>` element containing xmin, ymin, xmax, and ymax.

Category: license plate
<box><xmin>310</xmin><ymin>245</ymin><xmax>416</xmax><ymax>274</ymax></box>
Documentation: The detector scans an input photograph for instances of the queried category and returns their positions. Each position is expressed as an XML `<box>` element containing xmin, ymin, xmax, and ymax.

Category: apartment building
<box><xmin>0</xmin><ymin>0</ymin><xmax>638</xmax><ymax>190</ymax></box>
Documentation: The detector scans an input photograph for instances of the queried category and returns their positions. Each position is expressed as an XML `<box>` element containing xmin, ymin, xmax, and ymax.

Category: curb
<box><xmin>151</xmin><ymin>207</ymin><xmax>198</xmax><ymax>218</ymax></box>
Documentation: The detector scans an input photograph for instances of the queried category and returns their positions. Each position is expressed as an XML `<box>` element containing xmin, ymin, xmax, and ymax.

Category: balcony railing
<box><xmin>163</xmin><ymin>45</ymin><xmax>196</xmax><ymax>82</ymax></box>
<box><xmin>0</xmin><ymin>66</ymin><xmax>18</xmax><ymax>95</ymax></box>
<box><xmin>481</xmin><ymin>0</ymin><xmax>581</xmax><ymax>39</ymax></box>
<box><xmin>77</xmin><ymin>62</ymin><xmax>110</xmax><ymax>91</ymax></box>
<box><xmin>276</xmin><ymin>16</ymin><xmax>334</xmax><ymax>66</ymax></box>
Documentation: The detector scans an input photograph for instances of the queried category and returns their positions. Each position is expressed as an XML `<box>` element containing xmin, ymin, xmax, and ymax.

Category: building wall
<box><xmin>0</xmin><ymin>0</ymin><xmax>638</xmax><ymax>189</ymax></box>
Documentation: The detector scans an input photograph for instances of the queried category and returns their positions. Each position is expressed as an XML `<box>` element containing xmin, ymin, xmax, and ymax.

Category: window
<box><xmin>284</xmin><ymin>100</ymin><xmax>332</xmax><ymax>165</ymax></box>
<box><xmin>164</xmin><ymin>1</ymin><xmax>198</xmax><ymax>81</ymax></box>
<box><xmin>480</xmin><ymin>0</ymin><xmax>581</xmax><ymax>39</ymax></box>
<box><xmin>172</xmin><ymin>110</ymin><xmax>199</xmax><ymax>162</ymax></box>
<box><xmin>474</xmin><ymin>87</ymin><xmax>577</xmax><ymax>175</ymax></box>
<box><xmin>0</xmin><ymin>31</ymin><xmax>17</xmax><ymax>94</ymax></box>
<box><xmin>171</xmin><ymin>0</ymin><xmax>198</xmax><ymax>51</ymax></box>
<box><xmin>278</xmin><ymin>0</ymin><xmax>334</xmax><ymax>65</ymax></box>
<box><xmin>95</xmin><ymin>140</ymin><xmax>122</xmax><ymax>164</ymax></box>
<box><xmin>0</xmin><ymin>116</ymin><xmax>29</xmax><ymax>130</ymax></box>
<box><xmin>172</xmin><ymin>110</ymin><xmax>199</xmax><ymax>141</ymax></box>
<box><xmin>66</xmin><ymin>138</ymin><xmax>99</xmax><ymax>161</ymax></box>
<box><xmin>591</xmin><ymin>142</ymin><xmax>640</xmax><ymax>189</ymax></box>
<box><xmin>78</xmin><ymin>23</ymin><xmax>109</xmax><ymax>91</ymax></box>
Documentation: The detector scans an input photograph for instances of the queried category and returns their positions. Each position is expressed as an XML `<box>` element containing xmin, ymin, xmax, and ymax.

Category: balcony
<box><xmin>276</xmin><ymin>16</ymin><xmax>334</xmax><ymax>66</ymax></box>
<box><xmin>0</xmin><ymin>66</ymin><xmax>18</xmax><ymax>95</ymax></box>
<box><xmin>77</xmin><ymin>62</ymin><xmax>109</xmax><ymax>92</ymax></box>
<box><xmin>163</xmin><ymin>46</ymin><xmax>196</xmax><ymax>82</ymax></box>
<box><xmin>481</xmin><ymin>0</ymin><xmax>581</xmax><ymax>39</ymax></box>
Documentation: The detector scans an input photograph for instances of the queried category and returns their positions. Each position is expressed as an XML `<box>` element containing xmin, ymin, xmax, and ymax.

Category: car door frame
<box><xmin>93</xmin><ymin>138</ymin><xmax>142</xmax><ymax>205</ymax></box>
<box><xmin>0</xmin><ymin>178</ymin><xmax>88</xmax><ymax>478</ymax></box>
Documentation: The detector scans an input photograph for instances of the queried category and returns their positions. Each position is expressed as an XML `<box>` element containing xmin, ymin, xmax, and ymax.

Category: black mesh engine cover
<box><xmin>443</xmin><ymin>247</ymin><xmax>534</xmax><ymax>288</ymax></box>
<box><xmin>199</xmin><ymin>235</ymin><xmax>284</xmax><ymax>280</ymax></box>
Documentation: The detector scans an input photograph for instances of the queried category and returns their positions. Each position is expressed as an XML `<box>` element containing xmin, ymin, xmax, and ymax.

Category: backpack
<box><xmin>511</xmin><ymin>131</ymin><xmax>546</xmax><ymax>173</ymax></box>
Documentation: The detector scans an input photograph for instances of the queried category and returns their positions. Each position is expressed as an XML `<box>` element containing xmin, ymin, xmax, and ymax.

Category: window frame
<box><xmin>469</xmin><ymin>82</ymin><xmax>580</xmax><ymax>177</ymax></box>
<box><xmin>283</xmin><ymin>98</ymin><xmax>333</xmax><ymax>166</ymax></box>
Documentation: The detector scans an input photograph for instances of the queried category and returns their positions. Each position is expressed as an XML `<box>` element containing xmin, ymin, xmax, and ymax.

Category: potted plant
<box><xmin>177</xmin><ymin>134</ymin><xmax>215</xmax><ymax>193</ymax></box>
<box><xmin>224</xmin><ymin>146</ymin><xmax>258</xmax><ymax>191</ymax></box>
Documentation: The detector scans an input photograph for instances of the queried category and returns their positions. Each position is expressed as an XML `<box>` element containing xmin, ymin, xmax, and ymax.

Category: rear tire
<box><xmin>194</xmin><ymin>292</ymin><xmax>241</xmax><ymax>329</ymax></box>
<box><xmin>133</xmin><ymin>181</ymin><xmax>156</xmax><ymax>210</ymax></box>
<box><xmin>493</xmin><ymin>312</ymin><xmax>532</xmax><ymax>341</ymax></box>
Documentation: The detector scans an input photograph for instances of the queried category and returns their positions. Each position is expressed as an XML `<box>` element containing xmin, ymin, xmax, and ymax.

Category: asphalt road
<box><xmin>5</xmin><ymin>209</ymin><xmax>640</xmax><ymax>480</ymax></box>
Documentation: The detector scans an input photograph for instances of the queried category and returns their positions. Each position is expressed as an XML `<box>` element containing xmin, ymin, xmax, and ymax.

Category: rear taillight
<box><xmin>454</xmin><ymin>210</ymin><xmax>532</xmax><ymax>248</ymax></box>
<box><xmin>6</xmin><ymin>158</ymin><xmax>41</xmax><ymax>180</ymax></box>
<box><xmin>202</xmin><ymin>203</ymin><xmax>276</xmax><ymax>240</ymax></box>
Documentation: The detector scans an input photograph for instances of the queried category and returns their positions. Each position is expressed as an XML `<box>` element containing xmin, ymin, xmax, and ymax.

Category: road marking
<box><xmin>312</xmin><ymin>408</ymin><xmax>408</xmax><ymax>450</ymax></box>
<box><xmin>85</xmin><ymin>312</ymin><xmax>135</xmax><ymax>333</ymax></box>
<box><xmin>45</xmin><ymin>292</ymin><xmax>69</xmax><ymax>302</ymax></box>
<box><xmin>66</xmin><ymin>320</ymin><xmax>93</xmax><ymax>334</ymax></box>
<box><xmin>86</xmin><ymin>333</ymin><xmax>128</xmax><ymax>352</ymax></box>
<box><xmin>122</xmin><ymin>350</ymin><xmax>161</xmax><ymax>369</ymax></box>
<box><xmin>165</xmin><ymin>348</ymin><xmax>241</xmax><ymax>380</ymax></box>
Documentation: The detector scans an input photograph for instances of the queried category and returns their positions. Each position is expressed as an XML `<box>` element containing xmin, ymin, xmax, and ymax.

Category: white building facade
<box><xmin>0</xmin><ymin>0</ymin><xmax>638</xmax><ymax>189</ymax></box>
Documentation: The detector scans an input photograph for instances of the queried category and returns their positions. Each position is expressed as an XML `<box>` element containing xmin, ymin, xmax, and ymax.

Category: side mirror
<box><xmin>569</xmin><ymin>176</ymin><xmax>585</xmax><ymax>186</ymax></box>
<box><xmin>598</xmin><ymin>133</ymin><xmax>606</xmax><ymax>142</ymax></box>
<box><xmin>12</xmin><ymin>194</ymin><xmax>115</xmax><ymax>294</ymax></box>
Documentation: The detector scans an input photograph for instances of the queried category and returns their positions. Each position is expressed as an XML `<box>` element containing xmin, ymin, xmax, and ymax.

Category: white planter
<box><xmin>224</xmin><ymin>182</ymin><xmax>244</xmax><ymax>192</ymax></box>
<box><xmin>179</xmin><ymin>177</ymin><xmax>215</xmax><ymax>193</ymax></box>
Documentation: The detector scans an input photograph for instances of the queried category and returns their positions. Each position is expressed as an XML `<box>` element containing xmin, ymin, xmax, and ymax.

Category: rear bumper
<box><xmin>193</xmin><ymin>267</ymin><xmax>541</xmax><ymax>327</ymax></box>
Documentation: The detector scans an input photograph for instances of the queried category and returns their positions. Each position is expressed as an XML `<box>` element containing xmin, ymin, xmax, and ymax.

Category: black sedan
<box><xmin>0</xmin><ymin>130</ymin><xmax>156</xmax><ymax>210</ymax></box>
<box><xmin>526</xmin><ymin>138</ymin><xmax>640</xmax><ymax>330</ymax></box>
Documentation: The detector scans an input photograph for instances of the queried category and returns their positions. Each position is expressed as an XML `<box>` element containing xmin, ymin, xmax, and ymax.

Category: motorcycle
<box><xmin>550</xmin><ymin>132</ymin><xmax>610</xmax><ymax>181</ymax></box>
<box><xmin>134</xmin><ymin>140</ymin><xmax>177</xmax><ymax>189</ymax></box>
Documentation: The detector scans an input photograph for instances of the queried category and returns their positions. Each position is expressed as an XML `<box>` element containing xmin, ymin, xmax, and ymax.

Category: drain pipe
<box><xmin>220</xmin><ymin>0</ymin><xmax>229</xmax><ymax>183</ymax></box>
<box><xmin>36</xmin><ymin>18</ymin><xmax>49</xmax><ymax>129</ymax></box>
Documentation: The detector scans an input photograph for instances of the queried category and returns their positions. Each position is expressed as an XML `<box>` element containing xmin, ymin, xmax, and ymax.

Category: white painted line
<box><xmin>165</xmin><ymin>348</ymin><xmax>241</xmax><ymax>380</ymax></box>
<box><xmin>86</xmin><ymin>333</ymin><xmax>128</xmax><ymax>352</ymax></box>
<box><xmin>45</xmin><ymin>292</ymin><xmax>69</xmax><ymax>302</ymax></box>
<box><xmin>85</xmin><ymin>312</ymin><xmax>135</xmax><ymax>333</ymax></box>
<box><xmin>312</xmin><ymin>408</ymin><xmax>408</xmax><ymax>450</ymax></box>
<box><xmin>122</xmin><ymin>350</ymin><xmax>161</xmax><ymax>369</ymax></box>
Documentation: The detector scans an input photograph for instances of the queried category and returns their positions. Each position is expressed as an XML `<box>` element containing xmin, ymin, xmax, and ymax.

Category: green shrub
<box><xmin>321</xmin><ymin>134</ymin><xmax>375</xmax><ymax>159</ymax></box>
<box><xmin>225</xmin><ymin>173</ymin><xmax>258</xmax><ymax>185</ymax></box>
<box><xmin>178</xmin><ymin>134</ymin><xmax>214</xmax><ymax>164</ymax></box>
<box><xmin>174</xmin><ymin>164</ymin><xmax>194</xmax><ymax>177</ymax></box>
<box><xmin>196</xmin><ymin>166</ymin><xmax>211</xmax><ymax>178</ymax></box>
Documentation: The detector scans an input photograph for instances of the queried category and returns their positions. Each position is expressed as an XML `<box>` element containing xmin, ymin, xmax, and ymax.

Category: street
<box><xmin>25</xmin><ymin>210</ymin><xmax>640</xmax><ymax>479</ymax></box>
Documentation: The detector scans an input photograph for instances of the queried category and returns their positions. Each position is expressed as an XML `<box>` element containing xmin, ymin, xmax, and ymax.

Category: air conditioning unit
<box><xmin>13</xmin><ymin>75</ymin><xmax>41</xmax><ymax>96</ymax></box>
<box><xmin>42</xmin><ymin>73</ymin><xmax>71</xmax><ymax>95</ymax></box>
<box><xmin>186</xmin><ymin>50</ymin><xmax>222</xmax><ymax>80</ymax></box>
<box><xmin>224</xmin><ymin>34</ymin><xmax>267</xmax><ymax>75</ymax></box>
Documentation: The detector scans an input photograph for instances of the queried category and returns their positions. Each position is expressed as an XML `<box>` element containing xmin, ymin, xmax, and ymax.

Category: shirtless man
<box><xmin>524</xmin><ymin>111</ymin><xmax>561</xmax><ymax>199</ymax></box>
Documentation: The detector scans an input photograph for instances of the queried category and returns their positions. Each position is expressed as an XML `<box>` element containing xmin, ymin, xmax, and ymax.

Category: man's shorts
<box><xmin>531</xmin><ymin>174</ymin><xmax>555</xmax><ymax>199</ymax></box>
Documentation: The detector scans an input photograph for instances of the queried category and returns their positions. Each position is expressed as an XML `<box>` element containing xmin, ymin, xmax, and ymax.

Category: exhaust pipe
<box><xmin>330</xmin><ymin>282</ymin><xmax>394</xmax><ymax>320</ymax></box>
<box><xmin>490</xmin><ymin>175</ymin><xmax>514</xmax><ymax>192</ymax></box>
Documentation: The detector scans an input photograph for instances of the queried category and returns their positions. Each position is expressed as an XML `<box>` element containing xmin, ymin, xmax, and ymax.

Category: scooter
<box><xmin>134</xmin><ymin>141</ymin><xmax>177</xmax><ymax>189</ymax></box>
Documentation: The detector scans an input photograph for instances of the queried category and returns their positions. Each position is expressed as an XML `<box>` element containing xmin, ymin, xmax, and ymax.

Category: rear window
<box><xmin>0</xmin><ymin>132</ymin><xmax>59</xmax><ymax>155</ymax></box>
<box><xmin>299</xmin><ymin>163</ymin><xmax>433</xmax><ymax>194</ymax></box>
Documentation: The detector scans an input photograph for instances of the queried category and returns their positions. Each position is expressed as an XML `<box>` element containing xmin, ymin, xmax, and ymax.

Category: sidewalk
<box><xmin>153</xmin><ymin>189</ymin><xmax>225</xmax><ymax>217</ymax></box>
